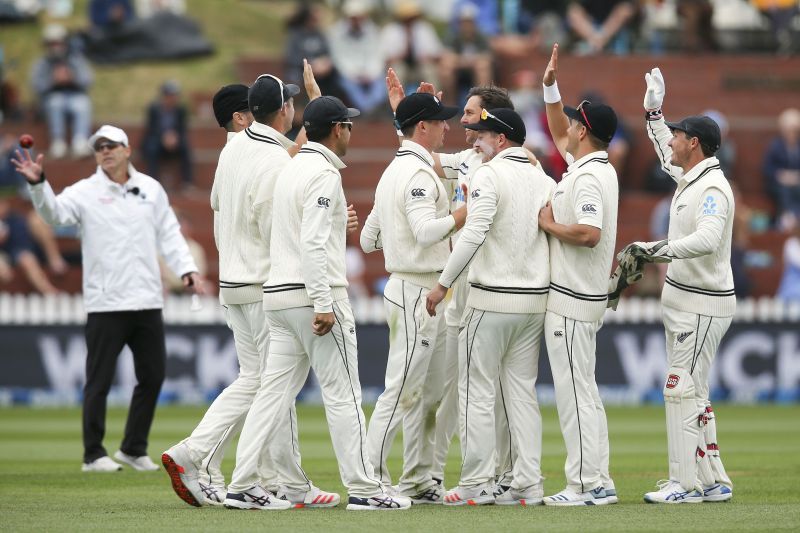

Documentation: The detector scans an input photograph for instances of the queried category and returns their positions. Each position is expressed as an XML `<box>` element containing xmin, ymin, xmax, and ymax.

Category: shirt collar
<box><xmin>400</xmin><ymin>139</ymin><xmax>435</xmax><ymax>167</ymax></box>
<box><xmin>496</xmin><ymin>146</ymin><xmax>528</xmax><ymax>160</ymax></box>
<box><xmin>95</xmin><ymin>163</ymin><xmax>140</xmax><ymax>189</ymax></box>
<box><xmin>679</xmin><ymin>156</ymin><xmax>721</xmax><ymax>184</ymax></box>
<box><xmin>226</xmin><ymin>131</ymin><xmax>237</xmax><ymax>143</ymax></box>
<box><xmin>301</xmin><ymin>141</ymin><xmax>346</xmax><ymax>170</ymax></box>
<box><xmin>248</xmin><ymin>121</ymin><xmax>296</xmax><ymax>150</ymax></box>
<box><xmin>566</xmin><ymin>150</ymin><xmax>609</xmax><ymax>173</ymax></box>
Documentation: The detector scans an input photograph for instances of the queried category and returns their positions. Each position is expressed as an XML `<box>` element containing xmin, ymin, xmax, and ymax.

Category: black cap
<box><xmin>303</xmin><ymin>96</ymin><xmax>360</xmax><ymax>128</ymax></box>
<box><xmin>665</xmin><ymin>115</ymin><xmax>722</xmax><ymax>154</ymax></box>
<box><xmin>563</xmin><ymin>101</ymin><xmax>618</xmax><ymax>144</ymax></box>
<box><xmin>248</xmin><ymin>74</ymin><xmax>301</xmax><ymax>115</ymax></box>
<box><xmin>464</xmin><ymin>108</ymin><xmax>526</xmax><ymax>145</ymax></box>
<box><xmin>394</xmin><ymin>93</ymin><xmax>459</xmax><ymax>130</ymax></box>
<box><xmin>212</xmin><ymin>84</ymin><xmax>250</xmax><ymax>127</ymax></box>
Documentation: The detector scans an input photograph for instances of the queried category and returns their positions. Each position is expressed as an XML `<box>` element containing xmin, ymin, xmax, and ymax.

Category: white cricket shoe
<box><xmin>277</xmin><ymin>485</ymin><xmax>341</xmax><ymax>508</ymax></box>
<box><xmin>702</xmin><ymin>483</ymin><xmax>732</xmax><ymax>502</ymax></box>
<box><xmin>408</xmin><ymin>484</ymin><xmax>443</xmax><ymax>505</ymax></box>
<box><xmin>199</xmin><ymin>482</ymin><xmax>226</xmax><ymax>506</ymax></box>
<box><xmin>224</xmin><ymin>485</ymin><xmax>291</xmax><ymax>510</ymax></box>
<box><xmin>161</xmin><ymin>443</ymin><xmax>204</xmax><ymax>507</ymax></box>
<box><xmin>443</xmin><ymin>485</ymin><xmax>495</xmax><ymax>506</ymax></box>
<box><xmin>643</xmin><ymin>480</ymin><xmax>702</xmax><ymax>504</ymax></box>
<box><xmin>604</xmin><ymin>480</ymin><xmax>619</xmax><ymax>504</ymax></box>
<box><xmin>81</xmin><ymin>455</ymin><xmax>122</xmax><ymax>472</ymax></box>
<box><xmin>495</xmin><ymin>485</ymin><xmax>544</xmax><ymax>506</ymax></box>
<box><xmin>345</xmin><ymin>493</ymin><xmax>411</xmax><ymax>511</ymax></box>
<box><xmin>113</xmin><ymin>450</ymin><xmax>159</xmax><ymax>471</ymax></box>
<box><xmin>544</xmin><ymin>486</ymin><xmax>609</xmax><ymax>506</ymax></box>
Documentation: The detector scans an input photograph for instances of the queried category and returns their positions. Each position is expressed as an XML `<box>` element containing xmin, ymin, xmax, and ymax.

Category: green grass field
<box><xmin>1</xmin><ymin>404</ymin><xmax>799</xmax><ymax>531</ymax></box>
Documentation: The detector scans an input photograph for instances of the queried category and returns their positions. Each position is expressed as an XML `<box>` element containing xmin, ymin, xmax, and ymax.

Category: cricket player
<box><xmin>629</xmin><ymin>67</ymin><xmax>734</xmax><ymax>504</ymax></box>
<box><xmin>538</xmin><ymin>44</ymin><xmax>618</xmax><ymax>506</ymax></box>
<box><xmin>233</xmin><ymin>96</ymin><xmax>409</xmax><ymax>511</ymax></box>
<box><xmin>426</xmin><ymin>108</ymin><xmax>555</xmax><ymax>506</ymax></box>
<box><xmin>162</xmin><ymin>72</ymin><xmax>329</xmax><ymax>510</ymax></box>
<box><xmin>361</xmin><ymin>92</ymin><xmax>465</xmax><ymax>503</ymax></box>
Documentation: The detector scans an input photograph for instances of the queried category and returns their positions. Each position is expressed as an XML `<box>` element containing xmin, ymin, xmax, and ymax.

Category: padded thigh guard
<box><xmin>663</xmin><ymin>367</ymin><xmax>702</xmax><ymax>492</ymax></box>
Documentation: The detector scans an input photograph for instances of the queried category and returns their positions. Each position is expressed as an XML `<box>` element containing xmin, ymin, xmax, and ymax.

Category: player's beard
<box><xmin>475</xmin><ymin>138</ymin><xmax>496</xmax><ymax>162</ymax></box>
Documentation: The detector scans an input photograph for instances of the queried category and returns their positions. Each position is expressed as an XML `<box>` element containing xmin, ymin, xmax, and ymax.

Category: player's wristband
<box><xmin>646</xmin><ymin>108</ymin><xmax>663</xmax><ymax>121</ymax></box>
<box><xmin>543</xmin><ymin>82</ymin><xmax>561</xmax><ymax>104</ymax></box>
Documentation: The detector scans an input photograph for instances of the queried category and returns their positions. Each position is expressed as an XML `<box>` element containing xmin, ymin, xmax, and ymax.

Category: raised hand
<box><xmin>303</xmin><ymin>58</ymin><xmax>322</xmax><ymax>101</ymax></box>
<box><xmin>386</xmin><ymin>67</ymin><xmax>405</xmax><ymax>112</ymax></box>
<box><xmin>543</xmin><ymin>43</ymin><xmax>559</xmax><ymax>87</ymax></box>
<box><xmin>10</xmin><ymin>148</ymin><xmax>45</xmax><ymax>185</ymax></box>
<box><xmin>643</xmin><ymin>67</ymin><xmax>665</xmax><ymax>111</ymax></box>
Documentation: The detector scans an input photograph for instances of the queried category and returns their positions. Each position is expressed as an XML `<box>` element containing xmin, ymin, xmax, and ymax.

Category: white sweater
<box><xmin>646</xmin><ymin>116</ymin><xmax>736</xmax><ymax>317</ymax></box>
<box><xmin>547</xmin><ymin>151</ymin><xmax>619</xmax><ymax>322</ymax></box>
<box><xmin>210</xmin><ymin>122</ymin><xmax>294</xmax><ymax>304</ymax></box>
<box><xmin>439</xmin><ymin>147</ymin><xmax>556</xmax><ymax>313</ymax></box>
<box><xmin>29</xmin><ymin>165</ymin><xmax>196</xmax><ymax>313</ymax></box>
<box><xmin>263</xmin><ymin>142</ymin><xmax>349</xmax><ymax>313</ymax></box>
<box><xmin>360</xmin><ymin>140</ymin><xmax>456</xmax><ymax>289</ymax></box>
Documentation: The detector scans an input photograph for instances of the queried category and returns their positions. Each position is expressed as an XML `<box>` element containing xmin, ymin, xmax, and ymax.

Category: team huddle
<box><xmin>161</xmin><ymin>44</ymin><xmax>735</xmax><ymax>510</ymax></box>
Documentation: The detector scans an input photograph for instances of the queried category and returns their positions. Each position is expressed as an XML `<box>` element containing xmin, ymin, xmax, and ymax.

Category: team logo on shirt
<box><xmin>676</xmin><ymin>204</ymin><xmax>687</xmax><ymax>213</ymax></box>
<box><xmin>666</xmin><ymin>374</ymin><xmax>680</xmax><ymax>389</ymax></box>
<box><xmin>317</xmin><ymin>196</ymin><xmax>331</xmax><ymax>208</ymax></box>
<box><xmin>411</xmin><ymin>188</ymin><xmax>426</xmax><ymax>198</ymax></box>
<box><xmin>471</xmin><ymin>188</ymin><xmax>481</xmax><ymax>199</ymax></box>
<box><xmin>581</xmin><ymin>203</ymin><xmax>597</xmax><ymax>214</ymax></box>
<box><xmin>676</xmin><ymin>331</ymin><xmax>693</xmax><ymax>343</ymax></box>
<box><xmin>702</xmin><ymin>196</ymin><xmax>717</xmax><ymax>215</ymax></box>
<box><xmin>553</xmin><ymin>191</ymin><xmax>564</xmax><ymax>200</ymax></box>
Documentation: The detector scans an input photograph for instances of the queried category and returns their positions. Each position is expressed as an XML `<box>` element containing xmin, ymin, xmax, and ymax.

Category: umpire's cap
<box><xmin>303</xmin><ymin>96</ymin><xmax>360</xmax><ymax>128</ymax></box>
<box><xmin>563</xmin><ymin>100</ymin><xmax>617</xmax><ymax>144</ymax></box>
<box><xmin>212</xmin><ymin>84</ymin><xmax>250</xmax><ymax>127</ymax></box>
<box><xmin>394</xmin><ymin>93</ymin><xmax>459</xmax><ymax>131</ymax></box>
<box><xmin>249</xmin><ymin>74</ymin><xmax>300</xmax><ymax>115</ymax></box>
<box><xmin>464</xmin><ymin>108</ymin><xmax>526</xmax><ymax>145</ymax></box>
<box><xmin>665</xmin><ymin>115</ymin><xmax>722</xmax><ymax>154</ymax></box>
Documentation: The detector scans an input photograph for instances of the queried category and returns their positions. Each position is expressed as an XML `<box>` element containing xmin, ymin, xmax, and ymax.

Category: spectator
<box><xmin>566</xmin><ymin>0</ymin><xmax>637</xmax><ymax>55</ymax></box>
<box><xmin>30</xmin><ymin>24</ymin><xmax>93</xmax><ymax>159</ymax></box>
<box><xmin>677</xmin><ymin>0</ymin><xmax>716</xmax><ymax>52</ymax></box>
<box><xmin>0</xmin><ymin>198</ymin><xmax>59</xmax><ymax>294</ymax></box>
<box><xmin>730</xmin><ymin>182</ymin><xmax>753</xmax><ymax>297</ymax></box>
<box><xmin>381</xmin><ymin>0</ymin><xmax>443</xmax><ymax>91</ymax></box>
<box><xmin>141</xmin><ymin>80</ymin><xmax>193</xmax><ymax>188</ymax></box>
<box><xmin>449</xmin><ymin>0</ymin><xmax>500</xmax><ymax>36</ymax></box>
<box><xmin>703</xmin><ymin>109</ymin><xmax>735</xmax><ymax>178</ymax></box>
<box><xmin>777</xmin><ymin>224</ymin><xmax>800</xmax><ymax>301</ymax></box>
<box><xmin>751</xmin><ymin>0</ymin><xmax>798</xmax><ymax>53</ymax></box>
<box><xmin>1</xmin><ymin>46</ymin><xmax>22</xmax><ymax>123</ymax></box>
<box><xmin>328</xmin><ymin>0</ymin><xmax>387</xmax><ymax>115</ymax></box>
<box><xmin>440</xmin><ymin>3</ymin><xmax>493</xmax><ymax>105</ymax></box>
<box><xmin>285</xmin><ymin>2</ymin><xmax>346</xmax><ymax>103</ymax></box>
<box><xmin>764</xmin><ymin>108</ymin><xmax>800</xmax><ymax>231</ymax></box>
<box><xmin>89</xmin><ymin>0</ymin><xmax>134</xmax><ymax>31</ymax></box>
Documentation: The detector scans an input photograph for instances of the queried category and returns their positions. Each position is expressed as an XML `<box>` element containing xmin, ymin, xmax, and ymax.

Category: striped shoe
<box><xmin>544</xmin><ymin>486</ymin><xmax>610</xmax><ymax>506</ymax></box>
<box><xmin>276</xmin><ymin>485</ymin><xmax>341</xmax><ymax>508</ymax></box>
<box><xmin>443</xmin><ymin>485</ymin><xmax>495</xmax><ymax>506</ymax></box>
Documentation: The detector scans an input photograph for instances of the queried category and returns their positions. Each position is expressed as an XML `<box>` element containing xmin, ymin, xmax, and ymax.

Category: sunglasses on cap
<box><xmin>255</xmin><ymin>73</ymin><xmax>287</xmax><ymax>108</ymax></box>
<box><xmin>480</xmin><ymin>108</ymin><xmax>515</xmax><ymax>131</ymax></box>
<box><xmin>94</xmin><ymin>141</ymin><xmax>122</xmax><ymax>152</ymax></box>
<box><xmin>334</xmin><ymin>121</ymin><xmax>353</xmax><ymax>131</ymax></box>
<box><xmin>575</xmin><ymin>100</ymin><xmax>593</xmax><ymax>132</ymax></box>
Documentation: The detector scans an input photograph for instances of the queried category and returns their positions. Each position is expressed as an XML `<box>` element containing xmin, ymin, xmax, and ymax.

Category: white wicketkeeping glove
<box><xmin>643</xmin><ymin>67</ymin><xmax>665</xmax><ymax>112</ymax></box>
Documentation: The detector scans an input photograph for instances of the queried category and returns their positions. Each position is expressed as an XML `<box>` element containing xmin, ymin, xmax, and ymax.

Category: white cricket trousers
<box><xmin>458</xmin><ymin>308</ymin><xmax>543</xmax><ymax>490</ymax></box>
<box><xmin>230</xmin><ymin>301</ymin><xmax>382</xmax><ymax>498</ymax></box>
<box><xmin>367</xmin><ymin>277</ymin><xmax>446</xmax><ymax>495</ymax></box>
<box><xmin>545</xmin><ymin>311</ymin><xmax>611</xmax><ymax>493</ymax></box>
<box><xmin>183</xmin><ymin>303</ymin><xmax>305</xmax><ymax>490</ymax></box>
<box><xmin>662</xmin><ymin>305</ymin><xmax>733</xmax><ymax>489</ymax></box>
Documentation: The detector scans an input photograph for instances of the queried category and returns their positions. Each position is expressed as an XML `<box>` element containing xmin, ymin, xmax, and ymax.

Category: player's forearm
<box><xmin>412</xmin><ymin>214</ymin><xmax>457</xmax><ymax>247</ymax></box>
<box><xmin>667</xmin><ymin>218</ymin><xmax>725</xmax><ymax>259</ymax></box>
<box><xmin>359</xmin><ymin>211</ymin><xmax>382</xmax><ymax>253</ymax></box>
<box><xmin>543</xmin><ymin>221</ymin><xmax>601</xmax><ymax>248</ymax></box>
<box><xmin>29</xmin><ymin>182</ymin><xmax>77</xmax><ymax>226</ymax></box>
<box><xmin>544</xmin><ymin>101</ymin><xmax>569</xmax><ymax>159</ymax></box>
<box><xmin>645</xmin><ymin>115</ymin><xmax>680</xmax><ymax>180</ymax></box>
<box><xmin>439</xmin><ymin>231</ymin><xmax>482</xmax><ymax>288</ymax></box>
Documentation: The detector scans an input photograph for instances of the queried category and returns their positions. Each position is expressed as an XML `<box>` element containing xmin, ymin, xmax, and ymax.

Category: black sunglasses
<box><xmin>94</xmin><ymin>141</ymin><xmax>122</xmax><ymax>152</ymax></box>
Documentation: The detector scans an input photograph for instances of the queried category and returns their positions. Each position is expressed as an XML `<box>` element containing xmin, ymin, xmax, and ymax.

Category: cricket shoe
<box><xmin>495</xmin><ymin>485</ymin><xmax>544</xmax><ymax>506</ymax></box>
<box><xmin>643</xmin><ymin>480</ymin><xmax>702</xmax><ymax>504</ymax></box>
<box><xmin>199</xmin><ymin>482</ymin><xmax>226</xmax><ymax>506</ymax></box>
<box><xmin>493</xmin><ymin>483</ymin><xmax>511</xmax><ymax>498</ymax></box>
<box><xmin>604</xmin><ymin>481</ymin><xmax>619</xmax><ymax>504</ymax></box>
<box><xmin>224</xmin><ymin>485</ymin><xmax>291</xmax><ymax>510</ymax></box>
<box><xmin>81</xmin><ymin>455</ymin><xmax>122</xmax><ymax>472</ymax></box>
<box><xmin>702</xmin><ymin>483</ymin><xmax>732</xmax><ymax>502</ymax></box>
<box><xmin>113</xmin><ymin>450</ymin><xmax>159</xmax><ymax>471</ymax></box>
<box><xmin>544</xmin><ymin>486</ymin><xmax>609</xmax><ymax>506</ymax></box>
<box><xmin>277</xmin><ymin>485</ymin><xmax>341</xmax><ymax>508</ymax></box>
<box><xmin>409</xmin><ymin>485</ymin><xmax>443</xmax><ymax>505</ymax></box>
<box><xmin>443</xmin><ymin>485</ymin><xmax>495</xmax><ymax>506</ymax></box>
<box><xmin>346</xmin><ymin>494</ymin><xmax>411</xmax><ymax>511</ymax></box>
<box><xmin>161</xmin><ymin>443</ymin><xmax>204</xmax><ymax>507</ymax></box>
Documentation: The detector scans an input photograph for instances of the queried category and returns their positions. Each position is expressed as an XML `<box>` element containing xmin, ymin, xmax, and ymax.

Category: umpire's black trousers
<box><xmin>83</xmin><ymin>309</ymin><xmax>166</xmax><ymax>463</ymax></box>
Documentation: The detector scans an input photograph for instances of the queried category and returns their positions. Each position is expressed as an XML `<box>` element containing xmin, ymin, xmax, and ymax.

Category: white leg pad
<box><xmin>663</xmin><ymin>367</ymin><xmax>701</xmax><ymax>492</ymax></box>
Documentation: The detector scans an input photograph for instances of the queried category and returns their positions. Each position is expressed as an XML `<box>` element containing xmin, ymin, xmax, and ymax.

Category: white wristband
<box><xmin>543</xmin><ymin>82</ymin><xmax>561</xmax><ymax>104</ymax></box>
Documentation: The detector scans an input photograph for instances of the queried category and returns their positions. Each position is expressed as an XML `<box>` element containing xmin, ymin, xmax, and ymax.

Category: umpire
<box><xmin>12</xmin><ymin>125</ymin><xmax>202</xmax><ymax>473</ymax></box>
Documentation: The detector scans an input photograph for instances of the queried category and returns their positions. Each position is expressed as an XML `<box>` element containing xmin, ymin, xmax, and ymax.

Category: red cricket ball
<box><xmin>19</xmin><ymin>134</ymin><xmax>35</xmax><ymax>149</ymax></box>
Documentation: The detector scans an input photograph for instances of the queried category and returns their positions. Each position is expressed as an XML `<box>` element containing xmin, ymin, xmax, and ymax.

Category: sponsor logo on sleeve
<box><xmin>317</xmin><ymin>196</ymin><xmax>331</xmax><ymax>208</ymax></box>
<box><xmin>581</xmin><ymin>203</ymin><xmax>597</xmax><ymax>214</ymax></box>
<box><xmin>676</xmin><ymin>204</ymin><xmax>687</xmax><ymax>213</ymax></box>
<box><xmin>702</xmin><ymin>196</ymin><xmax>717</xmax><ymax>215</ymax></box>
<box><xmin>471</xmin><ymin>188</ymin><xmax>481</xmax><ymax>199</ymax></box>
<box><xmin>666</xmin><ymin>374</ymin><xmax>680</xmax><ymax>389</ymax></box>
<box><xmin>411</xmin><ymin>188</ymin><xmax>426</xmax><ymax>198</ymax></box>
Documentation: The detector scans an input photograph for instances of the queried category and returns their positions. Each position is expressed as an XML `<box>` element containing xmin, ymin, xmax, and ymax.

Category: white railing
<box><xmin>0</xmin><ymin>293</ymin><xmax>798</xmax><ymax>325</ymax></box>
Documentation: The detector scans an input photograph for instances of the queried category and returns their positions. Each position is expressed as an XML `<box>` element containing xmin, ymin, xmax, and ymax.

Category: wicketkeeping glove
<box><xmin>643</xmin><ymin>67</ymin><xmax>665</xmax><ymax>112</ymax></box>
